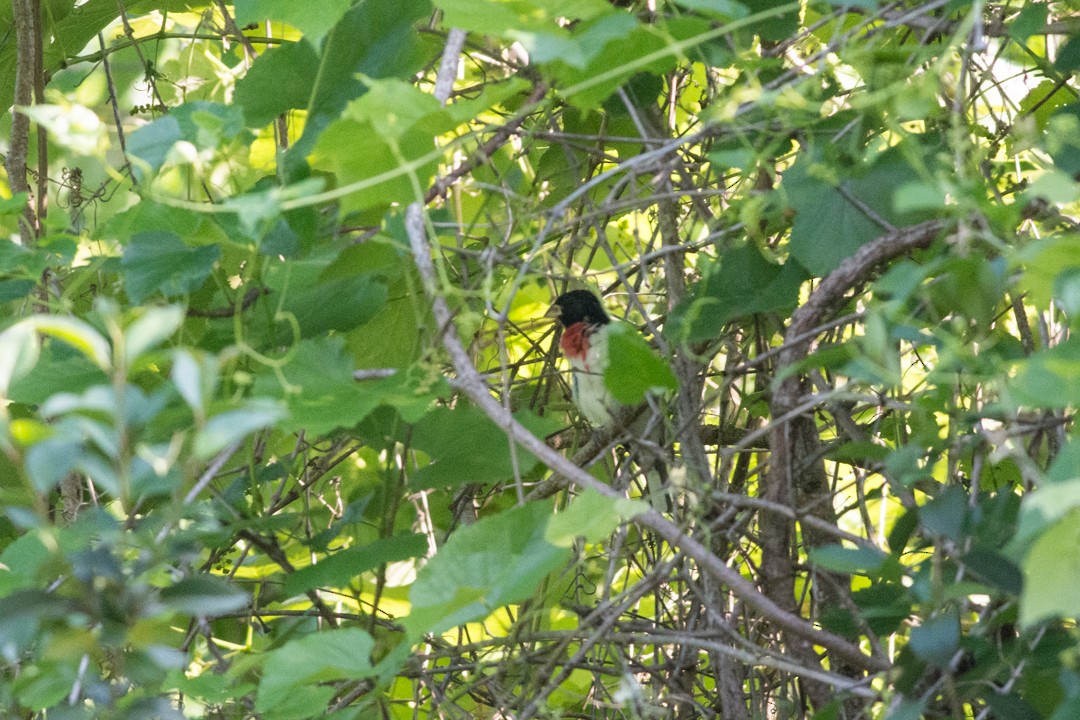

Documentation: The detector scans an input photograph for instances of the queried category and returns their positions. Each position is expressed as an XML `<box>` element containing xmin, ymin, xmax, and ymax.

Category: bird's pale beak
<box><xmin>544</xmin><ymin>305</ymin><xmax>563</xmax><ymax>322</ymax></box>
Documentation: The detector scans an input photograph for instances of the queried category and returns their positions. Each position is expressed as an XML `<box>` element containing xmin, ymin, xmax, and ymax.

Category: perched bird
<box><xmin>546</xmin><ymin>289</ymin><xmax>617</xmax><ymax>426</ymax></box>
<box><xmin>546</xmin><ymin>288</ymin><xmax>675</xmax><ymax>507</ymax></box>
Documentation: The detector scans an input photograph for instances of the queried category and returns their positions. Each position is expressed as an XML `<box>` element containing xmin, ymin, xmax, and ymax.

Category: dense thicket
<box><xmin>2</xmin><ymin>0</ymin><xmax>1080</xmax><ymax>717</ymax></box>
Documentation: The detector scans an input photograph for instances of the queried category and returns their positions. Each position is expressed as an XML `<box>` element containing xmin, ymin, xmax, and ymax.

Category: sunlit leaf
<box><xmin>603</xmin><ymin>323</ymin><xmax>677</xmax><ymax>406</ymax></box>
<box><xmin>406</xmin><ymin>502</ymin><xmax>568</xmax><ymax>637</ymax></box>
<box><xmin>255</xmin><ymin>628</ymin><xmax>374</xmax><ymax>712</ymax></box>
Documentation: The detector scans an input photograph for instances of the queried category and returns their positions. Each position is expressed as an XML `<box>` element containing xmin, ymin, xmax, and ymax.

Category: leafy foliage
<box><xmin>2</xmin><ymin>0</ymin><xmax>1080</xmax><ymax>717</ymax></box>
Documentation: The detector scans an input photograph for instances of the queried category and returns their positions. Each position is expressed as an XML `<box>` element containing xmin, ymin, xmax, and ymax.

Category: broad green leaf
<box><xmin>8</xmin><ymin>347</ymin><xmax>106</xmax><ymax>405</ymax></box>
<box><xmin>342</xmin><ymin>77</ymin><xmax>449</xmax><ymax>140</ymax></box>
<box><xmin>101</xmin><ymin>202</ymin><xmax>229</xmax><ymax>247</ymax></box>
<box><xmin>235</xmin><ymin>0</ymin><xmax>353</xmax><ymax>42</ymax></box>
<box><xmin>126</xmin><ymin>116</ymin><xmax>182</xmax><ymax>178</ymax></box>
<box><xmin>120</xmin><ymin>231</ymin><xmax>220</xmax><ymax>303</ymax></box>
<box><xmin>1055</xmin><ymin>37</ymin><xmax>1080</xmax><ymax>73</ymax></box>
<box><xmin>255</xmin><ymin>628</ymin><xmax>374</xmax><ymax>712</ymax></box>
<box><xmin>255</xmin><ymin>337</ymin><xmax>409</xmax><ymax>435</ymax></box>
<box><xmin>405</xmin><ymin>502</ymin><xmax>569</xmax><ymax>637</ymax></box>
<box><xmin>907</xmin><ymin>610</ymin><xmax>960</xmax><ymax>667</ymax></box>
<box><xmin>1017</xmin><ymin>235</ymin><xmax>1080</xmax><ymax>309</ymax></box>
<box><xmin>1009</xmin><ymin>2</ymin><xmax>1048</xmax><ymax>43</ymax></box>
<box><xmin>285</xmin><ymin>0</ymin><xmax>432</xmax><ymax>164</ymax></box>
<box><xmin>124</xmin><ymin>305</ymin><xmax>185</xmax><ymax>364</ymax></box>
<box><xmin>194</xmin><ymin>399</ymin><xmax>285</xmax><ymax>458</ymax></box>
<box><xmin>12</xmin><ymin>660</ymin><xmax>76</xmax><ymax>710</ymax></box>
<box><xmin>0</xmin><ymin>322</ymin><xmax>39</xmax><ymax>396</ymax></box>
<box><xmin>1021</xmin><ymin>508</ymin><xmax>1080</xmax><ymax>627</ymax></box>
<box><xmin>0</xmin><ymin>280</ymin><xmax>35</xmax><ymax>302</ymax></box>
<box><xmin>808</xmin><ymin>544</ymin><xmax>889</xmax><ymax>575</ymax></box>
<box><xmin>282</xmin><ymin>274</ymin><xmax>388</xmax><ymax>338</ymax></box>
<box><xmin>737</xmin><ymin>0</ymin><xmax>799</xmax><ymax>41</ymax></box>
<box><xmin>310</xmin><ymin>120</ymin><xmax>438</xmax><ymax>215</ymax></box>
<box><xmin>30</xmin><ymin>316</ymin><xmax>111</xmax><ymax>371</ymax></box>
<box><xmin>919</xmin><ymin>485</ymin><xmax>968</xmax><ymax>542</ymax></box>
<box><xmin>963</xmin><ymin>547</ymin><xmax>1022</xmax><ymax>595</ymax></box>
<box><xmin>784</xmin><ymin>143</ymin><xmax>935</xmax><ymax>276</ymax></box>
<box><xmin>409</xmin><ymin>406</ymin><xmax>560</xmax><ymax>489</ymax></box>
<box><xmin>1013</xmin><ymin>477</ymin><xmax>1080</xmax><ymax>553</ymax></box>
<box><xmin>1047</xmin><ymin>438</ymin><xmax>1080</xmax><ymax>484</ymax></box>
<box><xmin>545</xmin><ymin>488</ymin><xmax>647</xmax><ymax>547</ymax></box>
<box><xmin>1008</xmin><ymin>337</ymin><xmax>1080</xmax><ymax>409</ymax></box>
<box><xmin>508</xmin><ymin>14</ymin><xmax>638</xmax><ymax>69</ymax></box>
<box><xmin>603</xmin><ymin>323</ymin><xmax>678</xmax><ymax>406</ymax></box>
<box><xmin>669</xmin><ymin>243</ymin><xmax>807</xmax><ymax>342</ymax></box>
<box><xmin>19</xmin><ymin>104</ymin><xmax>105</xmax><ymax>156</ymax></box>
<box><xmin>234</xmin><ymin>40</ymin><xmax>320</xmax><ymax>128</ymax></box>
<box><xmin>547</xmin><ymin>19</ymin><xmax>699</xmax><ymax>107</ymax></box>
<box><xmin>159</xmin><ymin>575</ymin><xmax>249</xmax><ymax>616</ymax></box>
<box><xmin>1018</xmin><ymin>80</ymin><xmax>1073</xmax><ymax>132</ymax></box>
<box><xmin>24</xmin><ymin>436</ymin><xmax>82</xmax><ymax>492</ymax></box>
<box><xmin>283</xmin><ymin>533</ymin><xmax>427</xmax><ymax>596</ymax></box>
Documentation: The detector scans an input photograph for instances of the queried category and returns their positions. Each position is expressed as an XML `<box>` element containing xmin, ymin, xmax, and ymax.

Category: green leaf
<box><xmin>603</xmin><ymin>323</ymin><xmax>678</xmax><ymax>406</ymax></box>
<box><xmin>784</xmin><ymin>143</ymin><xmax>934</xmax><ymax>276</ymax></box>
<box><xmin>234</xmin><ymin>40</ymin><xmax>320</xmax><ymax>127</ymax></box>
<box><xmin>171</xmin><ymin>349</ymin><xmax>217</xmax><ymax>416</ymax></box>
<box><xmin>670</xmin><ymin>244</ymin><xmax>807</xmax><ymax>342</ymax></box>
<box><xmin>1013</xmin><ymin>477</ymin><xmax>1080</xmax><ymax>553</ymax></box>
<box><xmin>124</xmin><ymin>305</ymin><xmax>185</xmax><ymax>365</ymax></box>
<box><xmin>19</xmin><ymin>104</ymin><xmax>105</xmax><ymax>156</ymax></box>
<box><xmin>120</xmin><ymin>231</ymin><xmax>220</xmax><ymax>303</ymax></box>
<box><xmin>159</xmin><ymin>575</ymin><xmax>249</xmax><ymax>616</ymax></box>
<box><xmin>0</xmin><ymin>322</ymin><xmax>40</xmax><ymax>396</ymax></box>
<box><xmin>126</xmin><ymin>116</ymin><xmax>182</xmax><ymax>178</ymax></box>
<box><xmin>235</xmin><ymin>0</ymin><xmax>354</xmax><ymax>42</ymax></box>
<box><xmin>405</xmin><ymin>502</ymin><xmax>569</xmax><ymax>637</ymax></box>
<box><xmin>409</xmin><ymin>406</ymin><xmax>560</xmax><ymax>489</ymax></box>
<box><xmin>255</xmin><ymin>628</ymin><xmax>374</xmax><ymax>712</ymax></box>
<box><xmin>545</xmin><ymin>488</ymin><xmax>647</xmax><ymax>547</ymax></box>
<box><xmin>284</xmin><ymin>533</ymin><xmax>427</xmax><ymax>596</ymax></box>
<box><xmin>310</xmin><ymin>119</ymin><xmax>438</xmax><ymax>215</ymax></box>
<box><xmin>194</xmin><ymin>399</ymin><xmax>285</xmax><ymax>458</ymax></box>
<box><xmin>256</xmin><ymin>337</ymin><xmax>409</xmax><ymax>435</ymax></box>
<box><xmin>30</xmin><ymin>316</ymin><xmax>111</xmax><ymax>371</ymax></box>
<box><xmin>508</xmin><ymin>14</ymin><xmax>639</xmax><ymax>69</ymax></box>
<box><xmin>282</xmin><ymin>274</ymin><xmax>388</xmax><ymax>338</ymax></box>
<box><xmin>24</xmin><ymin>436</ymin><xmax>82</xmax><ymax>493</ymax></box>
<box><xmin>1008</xmin><ymin>336</ymin><xmax>1080</xmax><ymax>409</ymax></box>
<box><xmin>1009</xmin><ymin>2</ymin><xmax>1048</xmax><ymax>43</ymax></box>
<box><xmin>286</xmin><ymin>0</ymin><xmax>432</xmax><ymax>164</ymax></box>
<box><xmin>12</xmin><ymin>661</ymin><xmax>77</xmax><ymax>710</ymax></box>
<box><xmin>1021</xmin><ymin>507</ymin><xmax>1080</xmax><ymax>627</ymax></box>
<box><xmin>1055</xmin><ymin>37</ymin><xmax>1080</xmax><ymax>73</ymax></box>
<box><xmin>907</xmin><ymin>610</ymin><xmax>960</xmax><ymax>667</ymax></box>
<box><xmin>808</xmin><ymin>544</ymin><xmax>889</xmax><ymax>575</ymax></box>
<box><xmin>547</xmin><ymin>19</ymin><xmax>699</xmax><ymax>107</ymax></box>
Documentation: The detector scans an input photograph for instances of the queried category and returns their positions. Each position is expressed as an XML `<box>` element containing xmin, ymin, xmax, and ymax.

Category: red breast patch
<box><xmin>559</xmin><ymin>322</ymin><xmax>591</xmax><ymax>362</ymax></box>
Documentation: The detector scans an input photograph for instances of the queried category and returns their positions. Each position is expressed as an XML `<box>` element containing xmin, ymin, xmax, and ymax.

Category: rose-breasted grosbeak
<box><xmin>546</xmin><ymin>289</ymin><xmax>617</xmax><ymax>426</ymax></box>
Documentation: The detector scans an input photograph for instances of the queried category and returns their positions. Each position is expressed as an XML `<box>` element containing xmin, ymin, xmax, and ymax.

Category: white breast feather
<box><xmin>569</xmin><ymin>328</ymin><xmax>613</xmax><ymax>426</ymax></box>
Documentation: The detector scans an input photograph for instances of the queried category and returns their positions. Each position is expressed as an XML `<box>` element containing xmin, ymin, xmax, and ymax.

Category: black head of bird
<box><xmin>547</xmin><ymin>289</ymin><xmax>611</xmax><ymax>328</ymax></box>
